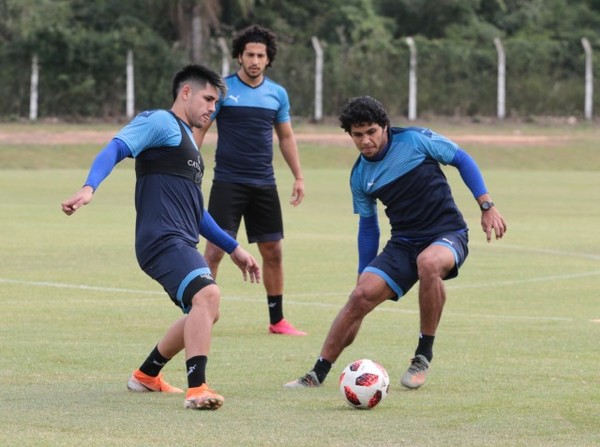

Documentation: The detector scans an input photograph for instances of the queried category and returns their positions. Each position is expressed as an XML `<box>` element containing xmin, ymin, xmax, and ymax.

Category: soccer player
<box><xmin>195</xmin><ymin>25</ymin><xmax>306</xmax><ymax>336</ymax></box>
<box><xmin>61</xmin><ymin>64</ymin><xmax>261</xmax><ymax>410</ymax></box>
<box><xmin>285</xmin><ymin>96</ymin><xmax>507</xmax><ymax>389</ymax></box>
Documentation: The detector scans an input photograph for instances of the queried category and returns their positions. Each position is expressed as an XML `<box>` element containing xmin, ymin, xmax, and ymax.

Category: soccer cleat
<box><xmin>400</xmin><ymin>355</ymin><xmax>430</xmax><ymax>389</ymax></box>
<box><xmin>184</xmin><ymin>384</ymin><xmax>224</xmax><ymax>410</ymax></box>
<box><xmin>127</xmin><ymin>369</ymin><xmax>184</xmax><ymax>393</ymax></box>
<box><xmin>269</xmin><ymin>318</ymin><xmax>307</xmax><ymax>336</ymax></box>
<box><xmin>283</xmin><ymin>371</ymin><xmax>321</xmax><ymax>389</ymax></box>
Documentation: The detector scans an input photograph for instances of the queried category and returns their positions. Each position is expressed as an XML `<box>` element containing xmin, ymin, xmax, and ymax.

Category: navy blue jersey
<box><xmin>211</xmin><ymin>74</ymin><xmax>291</xmax><ymax>185</ymax></box>
<box><xmin>350</xmin><ymin>127</ymin><xmax>467</xmax><ymax>239</ymax></box>
<box><xmin>115</xmin><ymin>110</ymin><xmax>205</xmax><ymax>265</ymax></box>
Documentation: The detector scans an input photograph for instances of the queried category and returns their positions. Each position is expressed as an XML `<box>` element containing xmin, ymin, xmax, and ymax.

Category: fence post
<box><xmin>581</xmin><ymin>37</ymin><xmax>593</xmax><ymax>120</ymax></box>
<box><xmin>493</xmin><ymin>37</ymin><xmax>506</xmax><ymax>120</ymax></box>
<box><xmin>29</xmin><ymin>54</ymin><xmax>39</xmax><ymax>121</ymax></box>
<box><xmin>405</xmin><ymin>37</ymin><xmax>417</xmax><ymax>121</ymax></box>
<box><xmin>218</xmin><ymin>37</ymin><xmax>230</xmax><ymax>77</ymax></box>
<box><xmin>311</xmin><ymin>36</ymin><xmax>323</xmax><ymax>122</ymax></box>
<box><xmin>126</xmin><ymin>50</ymin><xmax>135</xmax><ymax>119</ymax></box>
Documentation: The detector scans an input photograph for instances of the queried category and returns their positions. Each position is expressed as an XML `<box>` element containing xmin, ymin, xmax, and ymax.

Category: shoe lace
<box><xmin>408</xmin><ymin>356</ymin><xmax>429</xmax><ymax>374</ymax></box>
<box><xmin>298</xmin><ymin>371</ymin><xmax>320</xmax><ymax>387</ymax></box>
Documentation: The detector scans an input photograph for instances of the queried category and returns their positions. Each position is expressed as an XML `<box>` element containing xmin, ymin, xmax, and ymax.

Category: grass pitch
<box><xmin>0</xmin><ymin>122</ymin><xmax>599</xmax><ymax>446</ymax></box>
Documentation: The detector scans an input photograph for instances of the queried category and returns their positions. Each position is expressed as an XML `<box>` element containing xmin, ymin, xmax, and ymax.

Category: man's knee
<box><xmin>191</xmin><ymin>285</ymin><xmax>221</xmax><ymax>321</ymax></box>
<box><xmin>258</xmin><ymin>241</ymin><xmax>282</xmax><ymax>264</ymax></box>
<box><xmin>348</xmin><ymin>286</ymin><xmax>378</xmax><ymax>315</ymax></box>
<box><xmin>417</xmin><ymin>249</ymin><xmax>452</xmax><ymax>279</ymax></box>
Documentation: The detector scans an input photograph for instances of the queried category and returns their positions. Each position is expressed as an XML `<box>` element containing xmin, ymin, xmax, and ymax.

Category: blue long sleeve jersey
<box><xmin>82</xmin><ymin>110</ymin><xmax>238</xmax><ymax>257</ymax></box>
<box><xmin>355</xmin><ymin>126</ymin><xmax>487</xmax><ymax>272</ymax></box>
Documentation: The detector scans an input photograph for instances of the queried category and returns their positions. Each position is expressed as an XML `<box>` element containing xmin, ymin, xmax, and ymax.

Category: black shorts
<box><xmin>207</xmin><ymin>180</ymin><xmax>283</xmax><ymax>243</ymax></box>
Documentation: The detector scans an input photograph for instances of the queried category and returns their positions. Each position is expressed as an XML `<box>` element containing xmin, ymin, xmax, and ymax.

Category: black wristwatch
<box><xmin>480</xmin><ymin>201</ymin><xmax>494</xmax><ymax>212</ymax></box>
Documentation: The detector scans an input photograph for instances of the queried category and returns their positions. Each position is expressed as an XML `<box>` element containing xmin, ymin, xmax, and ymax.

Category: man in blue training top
<box><xmin>195</xmin><ymin>25</ymin><xmax>306</xmax><ymax>336</ymax></box>
<box><xmin>285</xmin><ymin>95</ymin><xmax>507</xmax><ymax>390</ymax></box>
<box><xmin>61</xmin><ymin>64</ymin><xmax>261</xmax><ymax>411</ymax></box>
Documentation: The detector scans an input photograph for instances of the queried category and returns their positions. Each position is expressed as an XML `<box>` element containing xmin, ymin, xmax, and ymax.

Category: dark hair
<box><xmin>338</xmin><ymin>96</ymin><xmax>391</xmax><ymax>133</ymax></box>
<box><xmin>231</xmin><ymin>25</ymin><xmax>277</xmax><ymax>68</ymax></box>
<box><xmin>172</xmin><ymin>64</ymin><xmax>226</xmax><ymax>101</ymax></box>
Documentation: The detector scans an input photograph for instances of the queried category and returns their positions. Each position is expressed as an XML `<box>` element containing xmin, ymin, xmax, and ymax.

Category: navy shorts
<box><xmin>139</xmin><ymin>241</ymin><xmax>216</xmax><ymax>313</ymax></box>
<box><xmin>207</xmin><ymin>180</ymin><xmax>283</xmax><ymax>243</ymax></box>
<box><xmin>363</xmin><ymin>230</ymin><xmax>469</xmax><ymax>301</ymax></box>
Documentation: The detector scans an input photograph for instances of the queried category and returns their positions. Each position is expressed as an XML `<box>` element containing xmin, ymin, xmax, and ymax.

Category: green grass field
<box><xmin>1</xmin><ymin>122</ymin><xmax>599</xmax><ymax>446</ymax></box>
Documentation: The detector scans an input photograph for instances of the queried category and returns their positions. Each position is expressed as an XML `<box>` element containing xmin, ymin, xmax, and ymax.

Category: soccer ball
<box><xmin>339</xmin><ymin>359</ymin><xmax>390</xmax><ymax>409</ymax></box>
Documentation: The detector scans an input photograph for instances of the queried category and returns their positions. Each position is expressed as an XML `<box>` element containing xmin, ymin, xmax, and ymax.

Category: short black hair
<box><xmin>338</xmin><ymin>96</ymin><xmax>391</xmax><ymax>133</ymax></box>
<box><xmin>231</xmin><ymin>25</ymin><xmax>277</xmax><ymax>68</ymax></box>
<box><xmin>172</xmin><ymin>64</ymin><xmax>226</xmax><ymax>101</ymax></box>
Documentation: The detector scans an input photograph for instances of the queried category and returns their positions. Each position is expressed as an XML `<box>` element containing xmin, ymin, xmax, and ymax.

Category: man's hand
<box><xmin>481</xmin><ymin>207</ymin><xmax>507</xmax><ymax>242</ymax></box>
<box><xmin>61</xmin><ymin>186</ymin><xmax>94</xmax><ymax>216</ymax></box>
<box><xmin>229</xmin><ymin>246</ymin><xmax>261</xmax><ymax>283</ymax></box>
<box><xmin>289</xmin><ymin>178</ymin><xmax>305</xmax><ymax>206</ymax></box>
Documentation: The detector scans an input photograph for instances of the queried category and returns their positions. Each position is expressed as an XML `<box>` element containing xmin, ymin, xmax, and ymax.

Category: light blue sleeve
<box><xmin>115</xmin><ymin>110</ymin><xmax>182</xmax><ymax>156</ymax></box>
<box><xmin>276</xmin><ymin>86</ymin><xmax>291</xmax><ymax>123</ymax></box>
<box><xmin>406</xmin><ymin>127</ymin><xmax>459</xmax><ymax>165</ymax></box>
<box><xmin>350</xmin><ymin>165</ymin><xmax>378</xmax><ymax>217</ymax></box>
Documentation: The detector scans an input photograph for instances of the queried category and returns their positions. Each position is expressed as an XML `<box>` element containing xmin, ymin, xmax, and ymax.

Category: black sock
<box><xmin>139</xmin><ymin>345</ymin><xmax>170</xmax><ymax>377</ymax></box>
<box><xmin>186</xmin><ymin>355</ymin><xmax>207</xmax><ymax>388</ymax></box>
<box><xmin>268</xmin><ymin>294</ymin><xmax>284</xmax><ymax>325</ymax></box>
<box><xmin>312</xmin><ymin>357</ymin><xmax>333</xmax><ymax>383</ymax></box>
<box><xmin>415</xmin><ymin>333</ymin><xmax>435</xmax><ymax>362</ymax></box>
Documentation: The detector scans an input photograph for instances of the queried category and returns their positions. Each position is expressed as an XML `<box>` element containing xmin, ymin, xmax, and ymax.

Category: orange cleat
<box><xmin>184</xmin><ymin>384</ymin><xmax>224</xmax><ymax>410</ymax></box>
<box><xmin>127</xmin><ymin>369</ymin><xmax>184</xmax><ymax>393</ymax></box>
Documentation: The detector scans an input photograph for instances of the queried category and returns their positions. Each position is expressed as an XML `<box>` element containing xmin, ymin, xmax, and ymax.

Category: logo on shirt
<box><xmin>228</xmin><ymin>94</ymin><xmax>240</xmax><ymax>103</ymax></box>
<box><xmin>367</xmin><ymin>180</ymin><xmax>375</xmax><ymax>190</ymax></box>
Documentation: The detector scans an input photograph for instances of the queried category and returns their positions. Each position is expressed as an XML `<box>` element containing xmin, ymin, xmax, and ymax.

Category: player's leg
<box><xmin>257</xmin><ymin>240</ymin><xmax>283</xmax><ymax>298</ymax></box>
<box><xmin>127</xmin><ymin>324</ymin><xmax>185</xmax><ymax>393</ymax></box>
<box><xmin>248</xmin><ymin>186</ymin><xmax>306</xmax><ymax>335</ymax></box>
<box><xmin>284</xmin><ymin>273</ymin><xmax>392</xmax><ymax>388</ymax></box>
<box><xmin>320</xmin><ymin>272</ymin><xmax>392</xmax><ymax>363</ymax></box>
<box><xmin>204</xmin><ymin>241</ymin><xmax>226</xmax><ymax>278</ymax></box>
<box><xmin>284</xmin><ymin>239</ymin><xmax>417</xmax><ymax>389</ymax></box>
<box><xmin>127</xmin><ymin>316</ymin><xmax>187</xmax><ymax>393</ymax></box>
<box><xmin>416</xmin><ymin>244</ymin><xmax>455</xmax><ymax>344</ymax></box>
<box><xmin>182</xmin><ymin>283</ymin><xmax>225</xmax><ymax>410</ymax></box>
<box><xmin>129</xmin><ymin>244</ymin><xmax>223</xmax><ymax>409</ymax></box>
<box><xmin>204</xmin><ymin>181</ymin><xmax>244</xmax><ymax>278</ymax></box>
<box><xmin>128</xmin><ymin>246</ymin><xmax>194</xmax><ymax>394</ymax></box>
<box><xmin>257</xmin><ymin>239</ymin><xmax>306</xmax><ymax>334</ymax></box>
<box><xmin>401</xmin><ymin>231</ymin><xmax>468</xmax><ymax>389</ymax></box>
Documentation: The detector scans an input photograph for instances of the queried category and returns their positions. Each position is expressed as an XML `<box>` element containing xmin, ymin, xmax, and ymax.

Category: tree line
<box><xmin>2</xmin><ymin>0</ymin><xmax>600</xmax><ymax>121</ymax></box>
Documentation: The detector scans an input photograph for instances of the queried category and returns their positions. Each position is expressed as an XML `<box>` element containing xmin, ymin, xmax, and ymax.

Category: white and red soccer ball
<box><xmin>339</xmin><ymin>359</ymin><xmax>390</xmax><ymax>409</ymax></box>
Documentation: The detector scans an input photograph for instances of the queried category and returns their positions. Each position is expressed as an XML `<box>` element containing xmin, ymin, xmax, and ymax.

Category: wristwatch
<box><xmin>480</xmin><ymin>201</ymin><xmax>494</xmax><ymax>212</ymax></box>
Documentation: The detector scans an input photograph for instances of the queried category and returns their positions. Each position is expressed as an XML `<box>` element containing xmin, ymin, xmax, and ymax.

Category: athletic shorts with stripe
<box><xmin>364</xmin><ymin>230</ymin><xmax>469</xmax><ymax>300</ymax></box>
<box><xmin>139</xmin><ymin>241</ymin><xmax>216</xmax><ymax>313</ymax></box>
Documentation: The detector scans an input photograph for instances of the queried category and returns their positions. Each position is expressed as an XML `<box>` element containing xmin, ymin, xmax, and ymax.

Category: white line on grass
<box><xmin>446</xmin><ymin>269</ymin><xmax>600</xmax><ymax>289</ymax></box>
<box><xmin>473</xmin><ymin>242</ymin><xmax>600</xmax><ymax>261</ymax></box>
<box><xmin>3</xmin><ymin>272</ymin><xmax>595</xmax><ymax>322</ymax></box>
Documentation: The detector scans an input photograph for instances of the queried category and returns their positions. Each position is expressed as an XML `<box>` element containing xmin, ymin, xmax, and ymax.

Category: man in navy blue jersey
<box><xmin>285</xmin><ymin>96</ymin><xmax>507</xmax><ymax>390</ymax></box>
<box><xmin>61</xmin><ymin>64</ymin><xmax>261</xmax><ymax>411</ymax></box>
<box><xmin>195</xmin><ymin>25</ymin><xmax>306</xmax><ymax>336</ymax></box>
